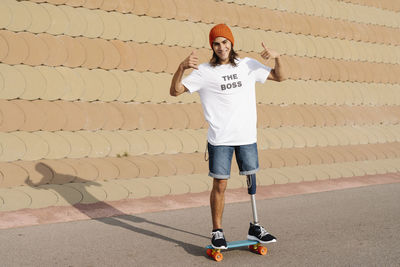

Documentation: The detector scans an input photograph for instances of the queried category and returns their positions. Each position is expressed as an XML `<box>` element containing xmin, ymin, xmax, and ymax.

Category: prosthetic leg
<box><xmin>246</xmin><ymin>174</ymin><xmax>276</xmax><ymax>244</ymax></box>
<box><xmin>245</xmin><ymin>174</ymin><xmax>268</xmax><ymax>255</ymax></box>
<box><xmin>246</xmin><ymin>174</ymin><xmax>259</xmax><ymax>225</ymax></box>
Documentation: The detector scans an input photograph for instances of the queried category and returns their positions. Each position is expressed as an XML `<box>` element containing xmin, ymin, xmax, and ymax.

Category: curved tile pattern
<box><xmin>0</xmin><ymin>0</ymin><xmax>399</xmax><ymax>215</ymax></box>
<box><xmin>6</xmin><ymin>0</ymin><xmax>400</xmax><ymax>46</ymax></box>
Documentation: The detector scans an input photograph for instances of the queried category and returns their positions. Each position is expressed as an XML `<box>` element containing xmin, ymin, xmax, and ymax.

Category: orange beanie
<box><xmin>209</xmin><ymin>24</ymin><xmax>234</xmax><ymax>48</ymax></box>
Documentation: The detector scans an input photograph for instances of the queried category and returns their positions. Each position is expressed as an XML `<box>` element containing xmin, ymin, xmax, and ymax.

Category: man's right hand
<box><xmin>170</xmin><ymin>51</ymin><xmax>197</xmax><ymax>96</ymax></box>
<box><xmin>180</xmin><ymin>51</ymin><xmax>199</xmax><ymax>70</ymax></box>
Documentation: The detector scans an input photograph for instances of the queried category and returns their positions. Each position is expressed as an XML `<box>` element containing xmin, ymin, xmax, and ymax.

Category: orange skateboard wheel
<box><xmin>214</xmin><ymin>252</ymin><xmax>223</xmax><ymax>262</ymax></box>
<box><xmin>207</xmin><ymin>249</ymin><xmax>223</xmax><ymax>262</ymax></box>
<box><xmin>258</xmin><ymin>246</ymin><xmax>267</xmax><ymax>255</ymax></box>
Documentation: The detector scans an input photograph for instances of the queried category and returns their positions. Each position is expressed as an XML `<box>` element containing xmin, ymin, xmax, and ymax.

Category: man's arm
<box><xmin>170</xmin><ymin>51</ymin><xmax>198</xmax><ymax>96</ymax></box>
<box><xmin>260</xmin><ymin>42</ymin><xmax>286</xmax><ymax>82</ymax></box>
<box><xmin>268</xmin><ymin>56</ymin><xmax>286</xmax><ymax>82</ymax></box>
<box><xmin>170</xmin><ymin>65</ymin><xmax>188</xmax><ymax>96</ymax></box>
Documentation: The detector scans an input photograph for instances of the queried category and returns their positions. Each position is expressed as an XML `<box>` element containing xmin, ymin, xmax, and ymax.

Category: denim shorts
<box><xmin>207</xmin><ymin>142</ymin><xmax>259</xmax><ymax>179</ymax></box>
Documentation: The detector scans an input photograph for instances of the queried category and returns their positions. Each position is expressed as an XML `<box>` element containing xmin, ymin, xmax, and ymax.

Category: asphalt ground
<box><xmin>0</xmin><ymin>183</ymin><xmax>399</xmax><ymax>267</ymax></box>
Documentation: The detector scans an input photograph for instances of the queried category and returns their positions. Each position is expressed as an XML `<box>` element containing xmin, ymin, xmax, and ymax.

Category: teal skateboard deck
<box><xmin>206</xmin><ymin>240</ymin><xmax>267</xmax><ymax>261</ymax></box>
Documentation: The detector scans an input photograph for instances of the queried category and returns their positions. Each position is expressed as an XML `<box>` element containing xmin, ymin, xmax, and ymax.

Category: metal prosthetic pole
<box><xmin>246</xmin><ymin>174</ymin><xmax>259</xmax><ymax>225</ymax></box>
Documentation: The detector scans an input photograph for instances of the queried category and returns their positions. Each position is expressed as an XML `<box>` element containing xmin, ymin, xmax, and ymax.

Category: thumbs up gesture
<box><xmin>260</xmin><ymin>42</ymin><xmax>280</xmax><ymax>60</ymax></box>
<box><xmin>180</xmin><ymin>50</ymin><xmax>199</xmax><ymax>70</ymax></box>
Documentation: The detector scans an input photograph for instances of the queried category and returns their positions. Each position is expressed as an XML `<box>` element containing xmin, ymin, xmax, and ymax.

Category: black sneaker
<box><xmin>211</xmin><ymin>229</ymin><xmax>227</xmax><ymax>249</ymax></box>
<box><xmin>247</xmin><ymin>222</ymin><xmax>277</xmax><ymax>244</ymax></box>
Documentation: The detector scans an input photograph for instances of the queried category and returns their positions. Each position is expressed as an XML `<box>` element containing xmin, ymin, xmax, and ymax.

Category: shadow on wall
<box><xmin>23</xmin><ymin>162</ymin><xmax>207</xmax><ymax>257</ymax></box>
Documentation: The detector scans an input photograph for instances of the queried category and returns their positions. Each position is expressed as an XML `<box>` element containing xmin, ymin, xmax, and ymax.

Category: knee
<box><xmin>212</xmin><ymin>179</ymin><xmax>227</xmax><ymax>194</ymax></box>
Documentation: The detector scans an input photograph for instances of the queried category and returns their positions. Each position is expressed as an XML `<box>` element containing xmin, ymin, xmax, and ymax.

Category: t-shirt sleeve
<box><xmin>181</xmin><ymin>69</ymin><xmax>203</xmax><ymax>93</ymax></box>
<box><xmin>246</xmin><ymin>58</ymin><xmax>271</xmax><ymax>84</ymax></box>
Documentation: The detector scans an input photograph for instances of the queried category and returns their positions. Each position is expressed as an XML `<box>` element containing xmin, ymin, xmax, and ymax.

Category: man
<box><xmin>170</xmin><ymin>24</ymin><xmax>286</xmax><ymax>249</ymax></box>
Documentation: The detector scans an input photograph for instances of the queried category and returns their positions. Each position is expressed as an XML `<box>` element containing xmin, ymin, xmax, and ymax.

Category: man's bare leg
<box><xmin>210</xmin><ymin>178</ymin><xmax>228</xmax><ymax>229</ymax></box>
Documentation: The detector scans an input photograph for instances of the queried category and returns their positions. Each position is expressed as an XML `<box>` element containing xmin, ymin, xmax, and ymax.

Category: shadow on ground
<box><xmin>24</xmin><ymin>162</ymin><xmax>208</xmax><ymax>257</ymax></box>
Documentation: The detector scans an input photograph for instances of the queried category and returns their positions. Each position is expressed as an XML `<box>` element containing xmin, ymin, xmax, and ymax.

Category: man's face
<box><xmin>212</xmin><ymin>37</ymin><xmax>232</xmax><ymax>63</ymax></box>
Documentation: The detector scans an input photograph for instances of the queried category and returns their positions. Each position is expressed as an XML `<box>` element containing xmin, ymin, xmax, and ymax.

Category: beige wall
<box><xmin>1</xmin><ymin>0</ymin><xmax>400</xmax><ymax>211</ymax></box>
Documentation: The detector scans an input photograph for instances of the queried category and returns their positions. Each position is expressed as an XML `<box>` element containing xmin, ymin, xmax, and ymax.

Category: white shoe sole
<box><xmin>211</xmin><ymin>245</ymin><xmax>227</xmax><ymax>250</ymax></box>
<box><xmin>247</xmin><ymin>235</ymin><xmax>277</xmax><ymax>244</ymax></box>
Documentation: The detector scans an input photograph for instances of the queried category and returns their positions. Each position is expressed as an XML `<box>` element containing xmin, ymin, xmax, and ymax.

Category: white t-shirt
<box><xmin>182</xmin><ymin>57</ymin><xmax>271</xmax><ymax>146</ymax></box>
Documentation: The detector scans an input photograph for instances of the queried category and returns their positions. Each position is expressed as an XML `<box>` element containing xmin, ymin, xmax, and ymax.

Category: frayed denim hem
<box><xmin>208</xmin><ymin>172</ymin><xmax>230</xmax><ymax>179</ymax></box>
<box><xmin>239</xmin><ymin>168</ymin><xmax>259</xmax><ymax>176</ymax></box>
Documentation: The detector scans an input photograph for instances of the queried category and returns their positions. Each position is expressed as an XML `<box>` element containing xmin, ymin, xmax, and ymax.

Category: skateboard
<box><xmin>206</xmin><ymin>239</ymin><xmax>267</xmax><ymax>262</ymax></box>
